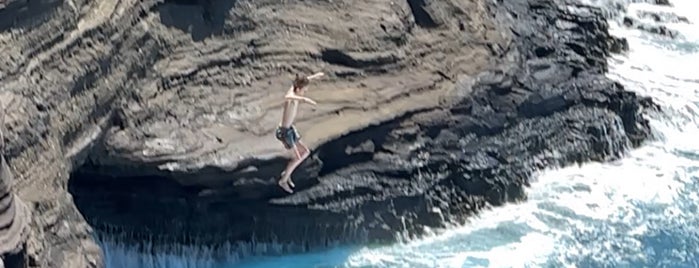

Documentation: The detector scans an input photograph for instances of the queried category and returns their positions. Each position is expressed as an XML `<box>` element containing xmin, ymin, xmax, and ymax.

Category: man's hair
<box><xmin>293</xmin><ymin>74</ymin><xmax>310</xmax><ymax>92</ymax></box>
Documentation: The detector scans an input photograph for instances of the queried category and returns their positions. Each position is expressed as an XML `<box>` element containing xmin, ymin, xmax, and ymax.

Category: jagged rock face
<box><xmin>1</xmin><ymin>0</ymin><xmax>502</xmax><ymax>265</ymax></box>
<box><xmin>1</xmin><ymin>1</ymin><xmax>150</xmax><ymax>267</ymax></box>
<box><xmin>89</xmin><ymin>0</ymin><xmax>506</xmax><ymax>175</ymax></box>
<box><xmin>1</xmin><ymin>0</ymin><xmax>659</xmax><ymax>267</ymax></box>
<box><xmin>71</xmin><ymin>0</ymin><xmax>654</xmax><ymax>255</ymax></box>
<box><xmin>67</xmin><ymin>0</ymin><xmax>511</xmax><ymax>248</ymax></box>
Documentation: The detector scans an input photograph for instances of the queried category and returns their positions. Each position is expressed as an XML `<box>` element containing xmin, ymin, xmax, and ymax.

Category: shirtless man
<box><xmin>276</xmin><ymin>72</ymin><xmax>324</xmax><ymax>193</ymax></box>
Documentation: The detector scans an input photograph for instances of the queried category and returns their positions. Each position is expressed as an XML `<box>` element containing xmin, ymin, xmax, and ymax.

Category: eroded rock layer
<box><xmin>0</xmin><ymin>0</ymin><xmax>659</xmax><ymax>267</ymax></box>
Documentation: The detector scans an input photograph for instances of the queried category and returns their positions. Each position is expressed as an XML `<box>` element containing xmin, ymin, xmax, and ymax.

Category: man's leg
<box><xmin>286</xmin><ymin>141</ymin><xmax>310</xmax><ymax>188</ymax></box>
<box><xmin>278</xmin><ymin>148</ymin><xmax>297</xmax><ymax>193</ymax></box>
<box><xmin>279</xmin><ymin>144</ymin><xmax>303</xmax><ymax>193</ymax></box>
<box><xmin>281</xmin><ymin>144</ymin><xmax>301</xmax><ymax>178</ymax></box>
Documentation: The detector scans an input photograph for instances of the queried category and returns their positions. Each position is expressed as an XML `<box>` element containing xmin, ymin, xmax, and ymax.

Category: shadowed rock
<box><xmin>609</xmin><ymin>36</ymin><xmax>630</xmax><ymax>54</ymax></box>
<box><xmin>655</xmin><ymin>0</ymin><xmax>671</xmax><ymax>6</ymax></box>
<box><xmin>620</xmin><ymin>4</ymin><xmax>690</xmax><ymax>39</ymax></box>
<box><xmin>637</xmin><ymin>10</ymin><xmax>690</xmax><ymax>24</ymax></box>
<box><xmin>623</xmin><ymin>16</ymin><xmax>680</xmax><ymax>38</ymax></box>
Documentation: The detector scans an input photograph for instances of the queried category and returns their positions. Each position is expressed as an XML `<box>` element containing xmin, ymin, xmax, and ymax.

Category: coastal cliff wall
<box><xmin>0</xmin><ymin>0</ymin><xmax>660</xmax><ymax>267</ymax></box>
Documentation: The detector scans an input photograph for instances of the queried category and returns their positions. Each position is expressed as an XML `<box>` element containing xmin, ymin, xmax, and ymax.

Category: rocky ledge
<box><xmin>1</xmin><ymin>0</ymin><xmax>658</xmax><ymax>267</ymax></box>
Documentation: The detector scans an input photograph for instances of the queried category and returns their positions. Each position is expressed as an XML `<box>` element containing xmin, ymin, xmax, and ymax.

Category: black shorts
<box><xmin>275</xmin><ymin>125</ymin><xmax>301</xmax><ymax>149</ymax></box>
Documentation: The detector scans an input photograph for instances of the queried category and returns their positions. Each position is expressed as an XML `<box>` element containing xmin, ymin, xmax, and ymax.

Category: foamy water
<box><xmin>101</xmin><ymin>0</ymin><xmax>699</xmax><ymax>267</ymax></box>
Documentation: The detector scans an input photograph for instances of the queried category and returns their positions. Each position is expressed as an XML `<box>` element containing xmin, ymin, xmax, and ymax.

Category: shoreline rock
<box><xmin>620</xmin><ymin>1</ymin><xmax>691</xmax><ymax>39</ymax></box>
<box><xmin>1</xmin><ymin>0</ymin><xmax>658</xmax><ymax>266</ymax></box>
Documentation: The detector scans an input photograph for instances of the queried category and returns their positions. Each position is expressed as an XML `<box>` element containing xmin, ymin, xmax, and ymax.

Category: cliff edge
<box><xmin>0</xmin><ymin>0</ymin><xmax>657</xmax><ymax>267</ymax></box>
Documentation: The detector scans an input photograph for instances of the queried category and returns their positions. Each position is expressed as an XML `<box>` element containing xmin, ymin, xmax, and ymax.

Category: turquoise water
<box><xmin>100</xmin><ymin>1</ymin><xmax>699</xmax><ymax>267</ymax></box>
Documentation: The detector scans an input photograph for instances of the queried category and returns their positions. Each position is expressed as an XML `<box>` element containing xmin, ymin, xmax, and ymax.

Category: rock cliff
<box><xmin>0</xmin><ymin>100</ymin><xmax>30</xmax><ymax>268</ymax></box>
<box><xmin>1</xmin><ymin>0</ymin><xmax>658</xmax><ymax>267</ymax></box>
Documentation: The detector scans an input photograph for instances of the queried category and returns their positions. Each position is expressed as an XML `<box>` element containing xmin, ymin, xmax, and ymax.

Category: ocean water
<box><xmin>100</xmin><ymin>0</ymin><xmax>699</xmax><ymax>267</ymax></box>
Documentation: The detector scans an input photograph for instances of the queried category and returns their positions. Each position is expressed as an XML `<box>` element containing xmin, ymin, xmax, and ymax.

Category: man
<box><xmin>275</xmin><ymin>72</ymin><xmax>324</xmax><ymax>193</ymax></box>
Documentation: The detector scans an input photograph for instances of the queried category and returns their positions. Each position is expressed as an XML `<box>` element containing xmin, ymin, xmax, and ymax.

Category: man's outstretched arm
<box><xmin>306</xmin><ymin>72</ymin><xmax>324</xmax><ymax>80</ymax></box>
<box><xmin>285</xmin><ymin>93</ymin><xmax>317</xmax><ymax>105</ymax></box>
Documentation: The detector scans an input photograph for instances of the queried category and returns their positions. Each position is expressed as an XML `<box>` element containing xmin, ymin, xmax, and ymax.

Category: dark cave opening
<box><xmin>1</xmin><ymin>250</ymin><xmax>26</xmax><ymax>268</ymax></box>
<box><xmin>67</xmin><ymin>164</ymin><xmax>370</xmax><ymax>262</ymax></box>
<box><xmin>67</xmin><ymin>157</ymin><xmax>366</xmax><ymax>253</ymax></box>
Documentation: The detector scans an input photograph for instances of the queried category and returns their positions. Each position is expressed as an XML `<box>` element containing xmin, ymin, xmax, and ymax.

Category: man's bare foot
<box><xmin>280</xmin><ymin>171</ymin><xmax>295</xmax><ymax>188</ymax></box>
<box><xmin>278</xmin><ymin>180</ymin><xmax>293</xmax><ymax>193</ymax></box>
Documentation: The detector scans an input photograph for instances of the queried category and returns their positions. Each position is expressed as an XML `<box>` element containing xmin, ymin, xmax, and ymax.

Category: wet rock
<box><xmin>643</xmin><ymin>24</ymin><xmax>680</xmax><ymax>38</ymax></box>
<box><xmin>655</xmin><ymin>0</ymin><xmax>671</xmax><ymax>6</ymax></box>
<box><xmin>637</xmin><ymin>10</ymin><xmax>690</xmax><ymax>24</ymax></box>
<box><xmin>622</xmin><ymin>16</ymin><xmax>680</xmax><ymax>38</ymax></box>
<box><xmin>609</xmin><ymin>36</ymin><xmax>630</xmax><ymax>53</ymax></box>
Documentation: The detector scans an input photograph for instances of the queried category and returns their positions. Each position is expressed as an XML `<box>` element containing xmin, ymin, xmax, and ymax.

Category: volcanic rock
<box><xmin>0</xmin><ymin>0</ymin><xmax>655</xmax><ymax>266</ymax></box>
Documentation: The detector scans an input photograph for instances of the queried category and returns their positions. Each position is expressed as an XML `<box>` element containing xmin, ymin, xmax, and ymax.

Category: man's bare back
<box><xmin>275</xmin><ymin>72</ymin><xmax>324</xmax><ymax>193</ymax></box>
